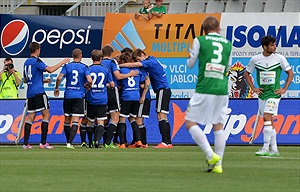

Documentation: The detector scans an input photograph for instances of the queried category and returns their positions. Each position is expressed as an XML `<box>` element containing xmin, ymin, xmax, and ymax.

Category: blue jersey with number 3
<box><xmin>60</xmin><ymin>62</ymin><xmax>90</xmax><ymax>99</ymax></box>
<box><xmin>23</xmin><ymin>57</ymin><xmax>47</xmax><ymax>98</ymax></box>
<box><xmin>86</xmin><ymin>64</ymin><xmax>113</xmax><ymax>105</ymax></box>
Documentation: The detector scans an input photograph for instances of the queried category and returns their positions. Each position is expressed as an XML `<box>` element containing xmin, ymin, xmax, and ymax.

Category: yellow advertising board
<box><xmin>102</xmin><ymin>13</ymin><xmax>221</xmax><ymax>58</ymax></box>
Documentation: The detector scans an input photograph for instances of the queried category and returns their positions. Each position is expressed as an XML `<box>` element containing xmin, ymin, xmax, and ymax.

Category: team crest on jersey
<box><xmin>228</xmin><ymin>61</ymin><xmax>255</xmax><ymax>98</ymax></box>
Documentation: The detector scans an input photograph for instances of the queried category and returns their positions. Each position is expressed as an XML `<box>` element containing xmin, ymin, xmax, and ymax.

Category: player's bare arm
<box><xmin>45</xmin><ymin>58</ymin><xmax>70</xmax><ymax>73</ymax></box>
<box><xmin>113</xmin><ymin>70</ymin><xmax>139</xmax><ymax>80</ymax></box>
<box><xmin>86</xmin><ymin>74</ymin><xmax>92</xmax><ymax>87</ymax></box>
<box><xmin>244</xmin><ymin>71</ymin><xmax>263</xmax><ymax>95</ymax></box>
<box><xmin>274</xmin><ymin>69</ymin><xmax>294</xmax><ymax>96</ymax></box>
<box><xmin>140</xmin><ymin>76</ymin><xmax>150</xmax><ymax>104</ymax></box>
<box><xmin>54</xmin><ymin>73</ymin><xmax>64</xmax><ymax>97</ymax></box>
<box><xmin>119</xmin><ymin>62</ymin><xmax>142</xmax><ymax>68</ymax></box>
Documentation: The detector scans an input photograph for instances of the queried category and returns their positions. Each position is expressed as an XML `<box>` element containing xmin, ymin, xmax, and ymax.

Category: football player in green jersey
<box><xmin>244</xmin><ymin>36</ymin><xmax>294</xmax><ymax>157</ymax></box>
<box><xmin>185</xmin><ymin>16</ymin><xmax>232</xmax><ymax>174</ymax></box>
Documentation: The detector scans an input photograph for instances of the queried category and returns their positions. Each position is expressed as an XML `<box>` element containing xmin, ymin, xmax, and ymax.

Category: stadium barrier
<box><xmin>0</xmin><ymin>99</ymin><xmax>299</xmax><ymax>145</ymax></box>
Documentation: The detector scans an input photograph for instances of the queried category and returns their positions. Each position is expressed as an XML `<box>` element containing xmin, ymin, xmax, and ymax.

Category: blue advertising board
<box><xmin>0</xmin><ymin>14</ymin><xmax>104</xmax><ymax>58</ymax></box>
<box><xmin>0</xmin><ymin>99</ymin><xmax>299</xmax><ymax>145</ymax></box>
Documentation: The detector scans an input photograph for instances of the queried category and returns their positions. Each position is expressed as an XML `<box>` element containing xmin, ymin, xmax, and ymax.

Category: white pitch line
<box><xmin>259</xmin><ymin>156</ymin><xmax>300</xmax><ymax>160</ymax></box>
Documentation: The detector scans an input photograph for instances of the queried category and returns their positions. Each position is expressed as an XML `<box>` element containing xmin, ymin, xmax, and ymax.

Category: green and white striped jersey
<box><xmin>246</xmin><ymin>53</ymin><xmax>291</xmax><ymax>100</ymax></box>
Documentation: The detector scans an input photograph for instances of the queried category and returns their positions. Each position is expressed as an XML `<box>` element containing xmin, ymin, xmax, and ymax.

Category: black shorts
<box><xmin>86</xmin><ymin>102</ymin><xmax>107</xmax><ymax>122</ymax></box>
<box><xmin>156</xmin><ymin>88</ymin><xmax>171</xmax><ymax>114</ymax></box>
<box><xmin>120</xmin><ymin>100</ymin><xmax>140</xmax><ymax>118</ymax></box>
<box><xmin>137</xmin><ymin>99</ymin><xmax>151</xmax><ymax>118</ymax></box>
<box><xmin>63</xmin><ymin>98</ymin><xmax>84</xmax><ymax>117</ymax></box>
<box><xmin>27</xmin><ymin>93</ymin><xmax>50</xmax><ymax>113</ymax></box>
<box><xmin>107</xmin><ymin>87</ymin><xmax>120</xmax><ymax>113</ymax></box>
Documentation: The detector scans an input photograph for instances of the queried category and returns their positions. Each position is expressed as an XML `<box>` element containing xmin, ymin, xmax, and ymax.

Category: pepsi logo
<box><xmin>1</xmin><ymin>20</ymin><xmax>29</xmax><ymax>56</ymax></box>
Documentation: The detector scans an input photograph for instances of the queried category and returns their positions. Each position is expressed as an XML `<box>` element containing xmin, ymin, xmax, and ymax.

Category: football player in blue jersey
<box><xmin>119</xmin><ymin>49</ymin><xmax>172</xmax><ymax>148</ymax></box>
<box><xmin>22</xmin><ymin>42</ymin><xmax>70</xmax><ymax>149</ymax></box>
<box><xmin>100</xmin><ymin>45</ymin><xmax>138</xmax><ymax>148</ymax></box>
<box><xmin>118</xmin><ymin>52</ymin><xmax>145</xmax><ymax>148</ymax></box>
<box><xmin>85</xmin><ymin>50</ymin><xmax>114</xmax><ymax>148</ymax></box>
<box><xmin>54</xmin><ymin>48</ymin><xmax>92</xmax><ymax>149</ymax></box>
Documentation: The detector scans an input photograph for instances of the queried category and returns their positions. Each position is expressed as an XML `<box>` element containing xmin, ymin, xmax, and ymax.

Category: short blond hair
<box><xmin>72</xmin><ymin>48</ymin><xmax>82</xmax><ymax>59</ymax></box>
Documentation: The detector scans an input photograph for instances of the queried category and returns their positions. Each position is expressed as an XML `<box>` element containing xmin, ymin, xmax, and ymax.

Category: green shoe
<box><xmin>80</xmin><ymin>142</ymin><xmax>88</xmax><ymax>148</ymax></box>
<box><xmin>66</xmin><ymin>143</ymin><xmax>75</xmax><ymax>149</ymax></box>
<box><xmin>207</xmin><ymin>153</ymin><xmax>221</xmax><ymax>172</ymax></box>
<box><xmin>212</xmin><ymin>165</ymin><xmax>223</xmax><ymax>174</ymax></box>
<box><xmin>104</xmin><ymin>143</ymin><xmax>118</xmax><ymax>148</ymax></box>
<box><xmin>255</xmin><ymin>148</ymin><xmax>269</xmax><ymax>156</ymax></box>
<box><xmin>269</xmin><ymin>150</ymin><xmax>280</xmax><ymax>157</ymax></box>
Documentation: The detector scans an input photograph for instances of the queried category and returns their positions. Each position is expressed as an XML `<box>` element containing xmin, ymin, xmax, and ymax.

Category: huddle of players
<box><xmin>58</xmin><ymin>45</ymin><xmax>155</xmax><ymax>149</ymax></box>
<box><xmin>55</xmin><ymin>43</ymin><xmax>172</xmax><ymax>149</ymax></box>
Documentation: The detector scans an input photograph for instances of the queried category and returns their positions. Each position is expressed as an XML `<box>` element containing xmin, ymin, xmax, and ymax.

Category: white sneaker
<box><xmin>269</xmin><ymin>150</ymin><xmax>280</xmax><ymax>157</ymax></box>
<box><xmin>255</xmin><ymin>148</ymin><xmax>270</xmax><ymax>156</ymax></box>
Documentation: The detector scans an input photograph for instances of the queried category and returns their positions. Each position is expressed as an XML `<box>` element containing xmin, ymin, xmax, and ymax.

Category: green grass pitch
<box><xmin>1</xmin><ymin>146</ymin><xmax>299</xmax><ymax>192</ymax></box>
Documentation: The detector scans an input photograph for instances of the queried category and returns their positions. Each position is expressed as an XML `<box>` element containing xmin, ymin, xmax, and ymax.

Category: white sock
<box><xmin>263</xmin><ymin>126</ymin><xmax>273</xmax><ymax>150</ymax></box>
<box><xmin>214</xmin><ymin>130</ymin><xmax>226</xmax><ymax>165</ymax></box>
<box><xmin>189</xmin><ymin>125</ymin><xmax>213</xmax><ymax>160</ymax></box>
<box><xmin>270</xmin><ymin>129</ymin><xmax>278</xmax><ymax>152</ymax></box>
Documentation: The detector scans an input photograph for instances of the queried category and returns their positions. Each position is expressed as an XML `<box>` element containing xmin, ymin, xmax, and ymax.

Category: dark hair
<box><xmin>132</xmin><ymin>49</ymin><xmax>146</xmax><ymax>61</ymax></box>
<box><xmin>4</xmin><ymin>57</ymin><xmax>13</xmax><ymax>63</ymax></box>
<box><xmin>121</xmin><ymin>47</ymin><xmax>133</xmax><ymax>53</ymax></box>
<box><xmin>102</xmin><ymin>45</ymin><xmax>114</xmax><ymax>57</ymax></box>
<box><xmin>29</xmin><ymin>42</ymin><xmax>40</xmax><ymax>54</ymax></box>
<box><xmin>119</xmin><ymin>52</ymin><xmax>132</xmax><ymax>63</ymax></box>
<box><xmin>261</xmin><ymin>36</ymin><xmax>276</xmax><ymax>48</ymax></box>
<box><xmin>91</xmin><ymin>50</ymin><xmax>102</xmax><ymax>61</ymax></box>
<box><xmin>202</xmin><ymin>16</ymin><xmax>219</xmax><ymax>35</ymax></box>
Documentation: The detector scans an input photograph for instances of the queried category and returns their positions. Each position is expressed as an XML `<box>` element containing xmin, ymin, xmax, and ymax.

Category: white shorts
<box><xmin>185</xmin><ymin>93</ymin><xmax>229</xmax><ymax>125</ymax></box>
<box><xmin>259</xmin><ymin>98</ymin><xmax>280</xmax><ymax>116</ymax></box>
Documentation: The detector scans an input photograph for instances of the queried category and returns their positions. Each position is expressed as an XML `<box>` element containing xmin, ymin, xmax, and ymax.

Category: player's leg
<box><xmin>23</xmin><ymin>97</ymin><xmax>36</xmax><ymax>149</ymax></box>
<box><xmin>80</xmin><ymin>119</ymin><xmax>88</xmax><ymax>147</ymax></box>
<box><xmin>212</xmin><ymin>95</ymin><xmax>228</xmax><ymax>173</ymax></box>
<box><xmin>63</xmin><ymin>99</ymin><xmax>72</xmax><ymax>145</ymax></box>
<box><xmin>118</xmin><ymin>116</ymin><xmax>127</xmax><ymax>148</ymax></box>
<box><xmin>86</xmin><ymin>102</ymin><xmax>96</xmax><ymax>148</ymax></box>
<box><xmin>256</xmin><ymin>98</ymin><xmax>280</xmax><ymax>156</ymax></box>
<box><xmin>80</xmin><ymin>98</ymin><xmax>88</xmax><ymax>147</ymax></box>
<box><xmin>40</xmin><ymin>109</ymin><xmax>53</xmax><ymax>149</ymax></box>
<box><xmin>93</xmin><ymin>105</ymin><xmax>107</xmax><ymax>148</ymax></box>
<box><xmin>154</xmin><ymin>88</ymin><xmax>171</xmax><ymax>148</ymax></box>
<box><xmin>137</xmin><ymin>98</ymin><xmax>150</xmax><ymax>147</ymax></box>
<box><xmin>263</xmin><ymin>98</ymin><xmax>280</xmax><ymax>156</ymax></box>
<box><xmin>105</xmin><ymin>87</ymin><xmax>119</xmax><ymax>147</ymax></box>
<box><xmin>67</xmin><ymin>98</ymin><xmax>85</xmax><ymax>149</ymax></box>
<box><xmin>185</xmin><ymin>94</ymin><xmax>221</xmax><ymax>171</ymax></box>
<box><xmin>128</xmin><ymin>101</ymin><xmax>142</xmax><ymax>148</ymax></box>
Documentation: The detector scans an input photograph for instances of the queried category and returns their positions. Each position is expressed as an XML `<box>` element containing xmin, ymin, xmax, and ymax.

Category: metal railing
<box><xmin>65</xmin><ymin>0</ymin><xmax>129</xmax><ymax>16</ymax></box>
<box><xmin>0</xmin><ymin>0</ymin><xmax>27</xmax><ymax>14</ymax></box>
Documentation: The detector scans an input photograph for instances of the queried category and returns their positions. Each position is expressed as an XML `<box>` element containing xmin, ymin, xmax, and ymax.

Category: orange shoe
<box><xmin>142</xmin><ymin>144</ymin><xmax>148</xmax><ymax>148</ymax></box>
<box><xmin>119</xmin><ymin>144</ymin><xmax>126</xmax><ymax>148</ymax></box>
<box><xmin>168</xmin><ymin>144</ymin><xmax>173</xmax><ymax>148</ymax></box>
<box><xmin>153</xmin><ymin>142</ymin><xmax>169</xmax><ymax>148</ymax></box>
<box><xmin>127</xmin><ymin>143</ymin><xmax>137</xmax><ymax>148</ymax></box>
<box><xmin>135</xmin><ymin>141</ymin><xmax>143</xmax><ymax>148</ymax></box>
